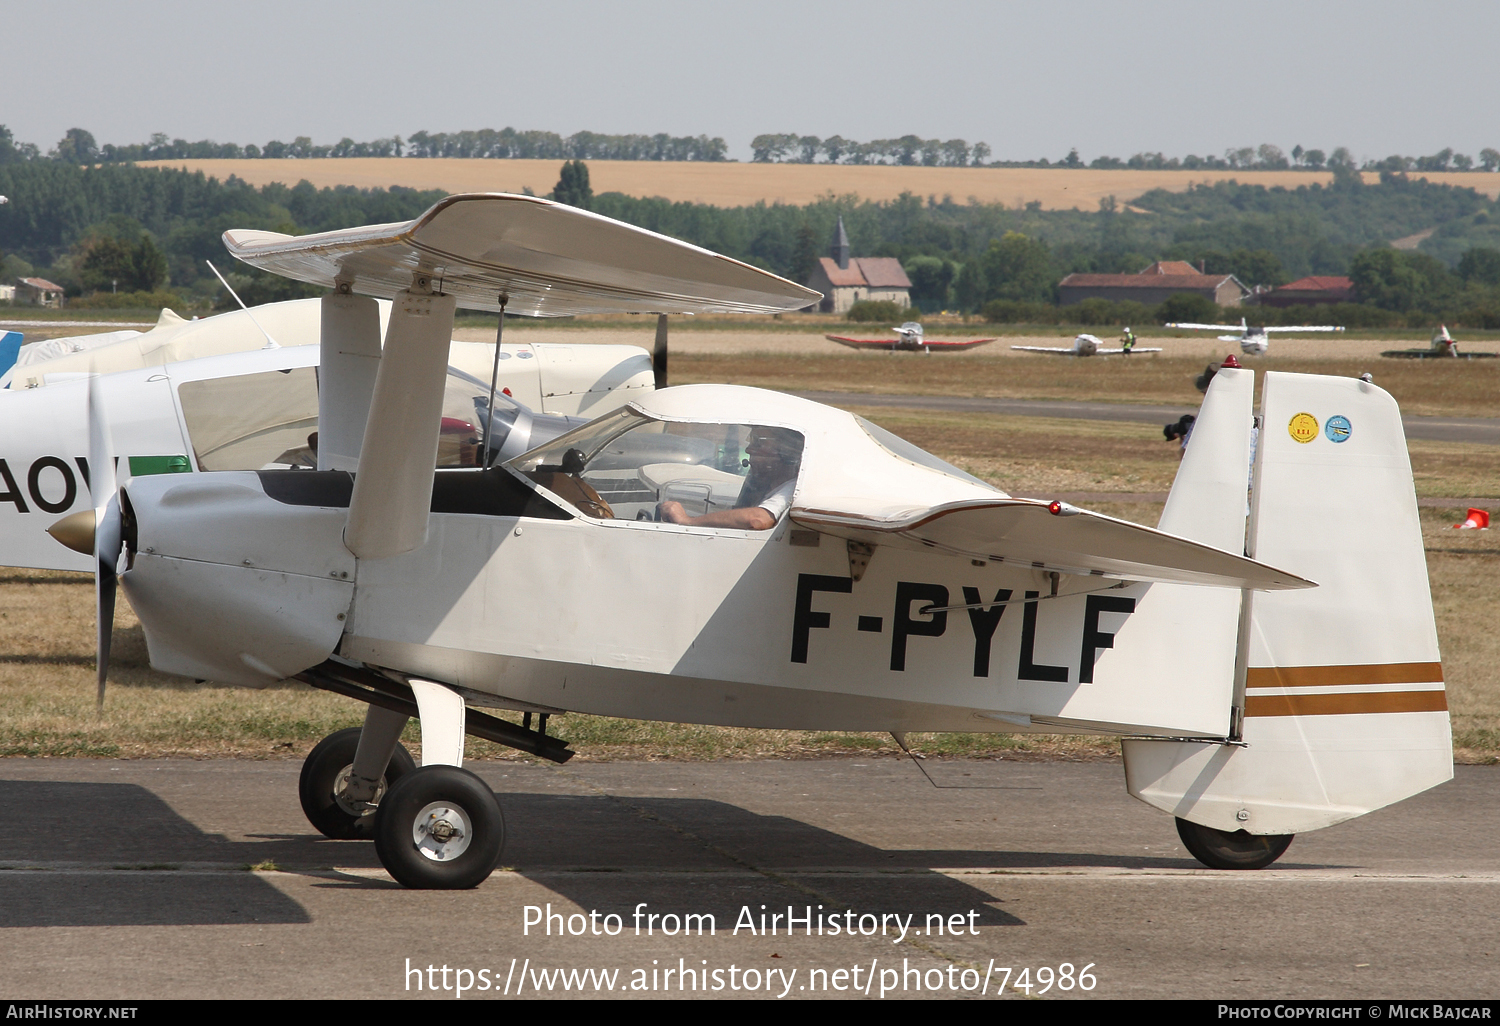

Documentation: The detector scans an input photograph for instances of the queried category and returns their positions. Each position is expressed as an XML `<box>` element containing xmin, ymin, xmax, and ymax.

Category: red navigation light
<box><xmin>1048</xmin><ymin>500</ymin><xmax>1062</xmax><ymax>515</ymax></box>
<box><xmin>1221</xmin><ymin>354</ymin><xmax>1242</xmax><ymax>368</ymax></box>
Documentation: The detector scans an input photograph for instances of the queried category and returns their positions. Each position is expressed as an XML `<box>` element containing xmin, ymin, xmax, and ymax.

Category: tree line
<box><xmin>28</xmin><ymin>126</ymin><xmax>729</xmax><ymax>164</ymax></box>
<box><xmin>750</xmin><ymin>134</ymin><xmax>991</xmax><ymax>166</ymax></box>
<box><xmin>1052</xmin><ymin>144</ymin><xmax>1500</xmax><ymax>173</ymax></box>
<box><xmin>747</xmin><ymin>136</ymin><xmax>1500</xmax><ymax>173</ymax></box>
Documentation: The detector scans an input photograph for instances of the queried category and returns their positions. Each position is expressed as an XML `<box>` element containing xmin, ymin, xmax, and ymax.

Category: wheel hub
<box><xmin>333</xmin><ymin>765</ymin><xmax>386</xmax><ymax>817</ymax></box>
<box><xmin>413</xmin><ymin>802</ymin><xmax>472</xmax><ymax>861</ymax></box>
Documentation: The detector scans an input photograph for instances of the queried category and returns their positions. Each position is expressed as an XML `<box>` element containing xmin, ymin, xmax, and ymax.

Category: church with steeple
<box><xmin>803</xmin><ymin>217</ymin><xmax>911</xmax><ymax>314</ymax></box>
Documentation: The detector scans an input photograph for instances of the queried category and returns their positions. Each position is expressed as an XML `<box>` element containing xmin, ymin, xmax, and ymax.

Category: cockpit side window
<box><xmin>854</xmin><ymin>415</ymin><xmax>999</xmax><ymax>490</ymax></box>
<box><xmin>509</xmin><ymin>414</ymin><xmax>804</xmax><ymax>527</ymax></box>
<box><xmin>177</xmin><ymin>367</ymin><xmax>527</xmax><ymax>472</ymax></box>
<box><xmin>178</xmin><ymin>368</ymin><xmax>320</xmax><ymax>471</ymax></box>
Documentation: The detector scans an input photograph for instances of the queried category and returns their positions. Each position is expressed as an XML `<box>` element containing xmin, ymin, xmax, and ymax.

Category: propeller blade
<box><xmin>653</xmin><ymin>314</ymin><xmax>668</xmax><ymax>389</ymax></box>
<box><xmin>87</xmin><ymin>375</ymin><xmax>123</xmax><ymax>713</ymax></box>
<box><xmin>96</xmin><ymin>539</ymin><xmax>116</xmax><ymax>713</ymax></box>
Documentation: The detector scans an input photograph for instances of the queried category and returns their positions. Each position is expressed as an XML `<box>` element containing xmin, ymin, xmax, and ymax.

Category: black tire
<box><xmin>373</xmin><ymin>765</ymin><xmax>505</xmax><ymax>889</ymax></box>
<box><xmin>299</xmin><ymin>726</ymin><xmax>416</xmax><ymax>840</ymax></box>
<box><xmin>1176</xmin><ymin>817</ymin><xmax>1293</xmax><ymax>870</ymax></box>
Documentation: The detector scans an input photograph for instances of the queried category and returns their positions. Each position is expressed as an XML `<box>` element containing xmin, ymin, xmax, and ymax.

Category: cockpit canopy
<box><xmin>505</xmin><ymin>385</ymin><xmax>1002</xmax><ymax>524</ymax></box>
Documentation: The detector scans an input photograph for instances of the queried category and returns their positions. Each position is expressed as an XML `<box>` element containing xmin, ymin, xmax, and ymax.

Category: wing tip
<box><xmin>221</xmin><ymin>228</ymin><xmax>295</xmax><ymax>254</ymax></box>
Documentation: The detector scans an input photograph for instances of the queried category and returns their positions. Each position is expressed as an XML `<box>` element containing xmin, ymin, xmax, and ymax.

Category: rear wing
<box><xmin>792</xmin><ymin>498</ymin><xmax>1313</xmax><ymax>591</ymax></box>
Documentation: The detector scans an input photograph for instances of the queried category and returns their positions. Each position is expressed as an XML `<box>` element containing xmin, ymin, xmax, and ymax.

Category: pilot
<box><xmin>1121</xmin><ymin>327</ymin><xmax>1136</xmax><ymax>354</ymax></box>
<box><xmin>271</xmin><ymin>431</ymin><xmax>318</xmax><ymax>469</ymax></box>
<box><xmin>657</xmin><ymin>426</ymin><xmax>802</xmax><ymax>531</ymax></box>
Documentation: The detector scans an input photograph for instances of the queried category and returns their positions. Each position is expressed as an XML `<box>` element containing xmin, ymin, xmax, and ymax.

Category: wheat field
<box><xmin>132</xmin><ymin>158</ymin><xmax>1500</xmax><ymax>209</ymax></box>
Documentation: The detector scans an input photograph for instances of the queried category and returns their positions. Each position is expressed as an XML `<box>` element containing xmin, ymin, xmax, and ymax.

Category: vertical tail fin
<box><xmin>0</xmin><ymin>331</ymin><xmax>22</xmax><ymax>380</ymax></box>
<box><xmin>1157</xmin><ymin>365</ymin><xmax>1253</xmax><ymax>551</ymax></box>
<box><xmin>1126</xmin><ymin>372</ymin><xmax>1451</xmax><ymax>835</ymax></box>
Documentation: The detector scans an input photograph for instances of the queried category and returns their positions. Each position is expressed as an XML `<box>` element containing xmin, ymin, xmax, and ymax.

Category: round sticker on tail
<box><xmin>1288</xmin><ymin>412</ymin><xmax>1319</xmax><ymax>444</ymax></box>
<box><xmin>1324</xmin><ymin>414</ymin><xmax>1352</xmax><ymax>443</ymax></box>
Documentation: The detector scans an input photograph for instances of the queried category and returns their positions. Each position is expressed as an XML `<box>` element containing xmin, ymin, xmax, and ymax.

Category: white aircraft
<box><xmin>0</xmin><ymin>300</ymin><xmax>656</xmax><ymax>572</ymax></box>
<box><xmin>40</xmin><ymin>193</ymin><xmax>1451</xmax><ymax>888</ymax></box>
<box><xmin>1012</xmin><ymin>333</ymin><xmax>1163</xmax><ymax>357</ymax></box>
<box><xmin>1165</xmin><ymin>317</ymin><xmax>1345</xmax><ymax>356</ymax></box>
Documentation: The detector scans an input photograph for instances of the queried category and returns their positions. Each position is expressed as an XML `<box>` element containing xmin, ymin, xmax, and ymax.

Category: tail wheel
<box><xmin>373</xmin><ymin>765</ymin><xmax>505</xmax><ymax>889</ymax></box>
<box><xmin>1176</xmin><ymin>817</ymin><xmax>1294</xmax><ymax>870</ymax></box>
<box><xmin>299</xmin><ymin>727</ymin><xmax>416</xmax><ymax>840</ymax></box>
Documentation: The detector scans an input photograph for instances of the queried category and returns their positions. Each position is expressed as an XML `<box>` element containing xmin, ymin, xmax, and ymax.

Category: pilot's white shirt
<box><xmin>757</xmin><ymin>479</ymin><xmax>796</xmax><ymax>521</ymax></box>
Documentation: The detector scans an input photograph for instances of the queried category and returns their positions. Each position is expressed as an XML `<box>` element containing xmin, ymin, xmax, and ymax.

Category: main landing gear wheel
<box><xmin>299</xmin><ymin>727</ymin><xmax>416</xmax><ymax>840</ymax></box>
<box><xmin>1176</xmin><ymin>817</ymin><xmax>1294</xmax><ymax>870</ymax></box>
<box><xmin>373</xmin><ymin>765</ymin><xmax>505</xmax><ymax>889</ymax></box>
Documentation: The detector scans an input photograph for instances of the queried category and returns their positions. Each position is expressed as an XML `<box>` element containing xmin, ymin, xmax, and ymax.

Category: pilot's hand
<box><xmin>657</xmin><ymin>500</ymin><xmax>689</xmax><ymax>524</ymax></box>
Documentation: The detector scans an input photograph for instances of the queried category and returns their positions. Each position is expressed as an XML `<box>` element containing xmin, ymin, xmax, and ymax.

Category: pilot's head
<box><xmin>744</xmin><ymin>427</ymin><xmax>803</xmax><ymax>479</ymax></box>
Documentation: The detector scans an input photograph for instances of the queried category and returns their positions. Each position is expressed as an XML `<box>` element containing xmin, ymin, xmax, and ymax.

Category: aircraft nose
<box><xmin>47</xmin><ymin>509</ymin><xmax>97</xmax><ymax>556</ymax></box>
<box><xmin>117</xmin><ymin>471</ymin><xmax>357</xmax><ymax>688</ymax></box>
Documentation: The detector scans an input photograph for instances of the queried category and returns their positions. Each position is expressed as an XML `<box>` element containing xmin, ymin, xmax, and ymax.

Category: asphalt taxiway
<box><xmin>1</xmin><ymin>758</ymin><xmax>1496</xmax><ymax>1000</ymax></box>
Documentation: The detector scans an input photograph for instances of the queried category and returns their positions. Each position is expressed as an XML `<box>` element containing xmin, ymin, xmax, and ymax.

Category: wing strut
<box><xmin>480</xmin><ymin>294</ymin><xmax>509</xmax><ymax>468</ymax></box>
<box><xmin>344</xmin><ymin>275</ymin><xmax>456</xmax><ymax>560</ymax></box>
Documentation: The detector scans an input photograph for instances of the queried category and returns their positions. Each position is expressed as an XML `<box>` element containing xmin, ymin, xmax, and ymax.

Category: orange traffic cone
<box><xmin>1454</xmin><ymin>508</ymin><xmax>1490</xmax><ymax>530</ymax></box>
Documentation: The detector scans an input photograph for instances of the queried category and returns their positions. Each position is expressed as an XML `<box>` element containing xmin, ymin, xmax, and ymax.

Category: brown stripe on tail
<box><xmin>1246</xmin><ymin>690</ymin><xmax>1448</xmax><ymax>717</ymax></box>
<box><xmin>1246</xmin><ymin>662</ymin><xmax>1443</xmax><ymax>689</ymax></box>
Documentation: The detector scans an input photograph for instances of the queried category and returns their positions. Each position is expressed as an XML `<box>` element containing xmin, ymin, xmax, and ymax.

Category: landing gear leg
<box><xmin>299</xmin><ymin>706</ymin><xmax>415</xmax><ymax>840</ymax></box>
<box><xmin>1176</xmin><ymin>817</ymin><xmax>1293</xmax><ymax>870</ymax></box>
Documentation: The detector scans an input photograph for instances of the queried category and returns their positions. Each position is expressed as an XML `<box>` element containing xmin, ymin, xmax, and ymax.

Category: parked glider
<box><xmin>1</xmin><ymin>297</ymin><xmax>656</xmax><ymax>402</ymax></box>
<box><xmin>1165</xmin><ymin>317</ymin><xmax>1345</xmax><ymax>356</ymax></box>
<box><xmin>0</xmin><ymin>300</ymin><xmax>654</xmax><ymax>572</ymax></box>
<box><xmin>827</xmin><ymin>322</ymin><xmax>997</xmax><ymax>352</ymax></box>
<box><xmin>36</xmin><ymin>194</ymin><xmax>1449</xmax><ymax>888</ymax></box>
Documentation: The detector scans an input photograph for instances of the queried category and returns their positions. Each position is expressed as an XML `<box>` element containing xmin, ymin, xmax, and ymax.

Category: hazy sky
<box><xmin>7</xmin><ymin>0</ymin><xmax>1497</xmax><ymax>163</ymax></box>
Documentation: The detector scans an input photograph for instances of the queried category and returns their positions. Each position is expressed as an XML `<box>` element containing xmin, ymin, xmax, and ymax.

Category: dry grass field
<box><xmin>670</xmin><ymin>348</ymin><xmax>1500</xmax><ymax>421</ymax></box>
<box><xmin>1</xmin><ymin>349</ymin><xmax>1494</xmax><ymax>764</ymax></box>
<box><xmin>456</xmin><ymin>324</ymin><xmax>1500</xmax><ymax>418</ymax></box>
<box><xmin>133</xmin><ymin>158</ymin><xmax>1500</xmax><ymax>209</ymax></box>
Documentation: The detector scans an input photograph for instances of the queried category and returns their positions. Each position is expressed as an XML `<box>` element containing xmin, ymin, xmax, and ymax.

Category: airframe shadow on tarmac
<box><xmin>0</xmin><ymin>780</ymin><xmax>313</xmax><ymax>928</ymax></box>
